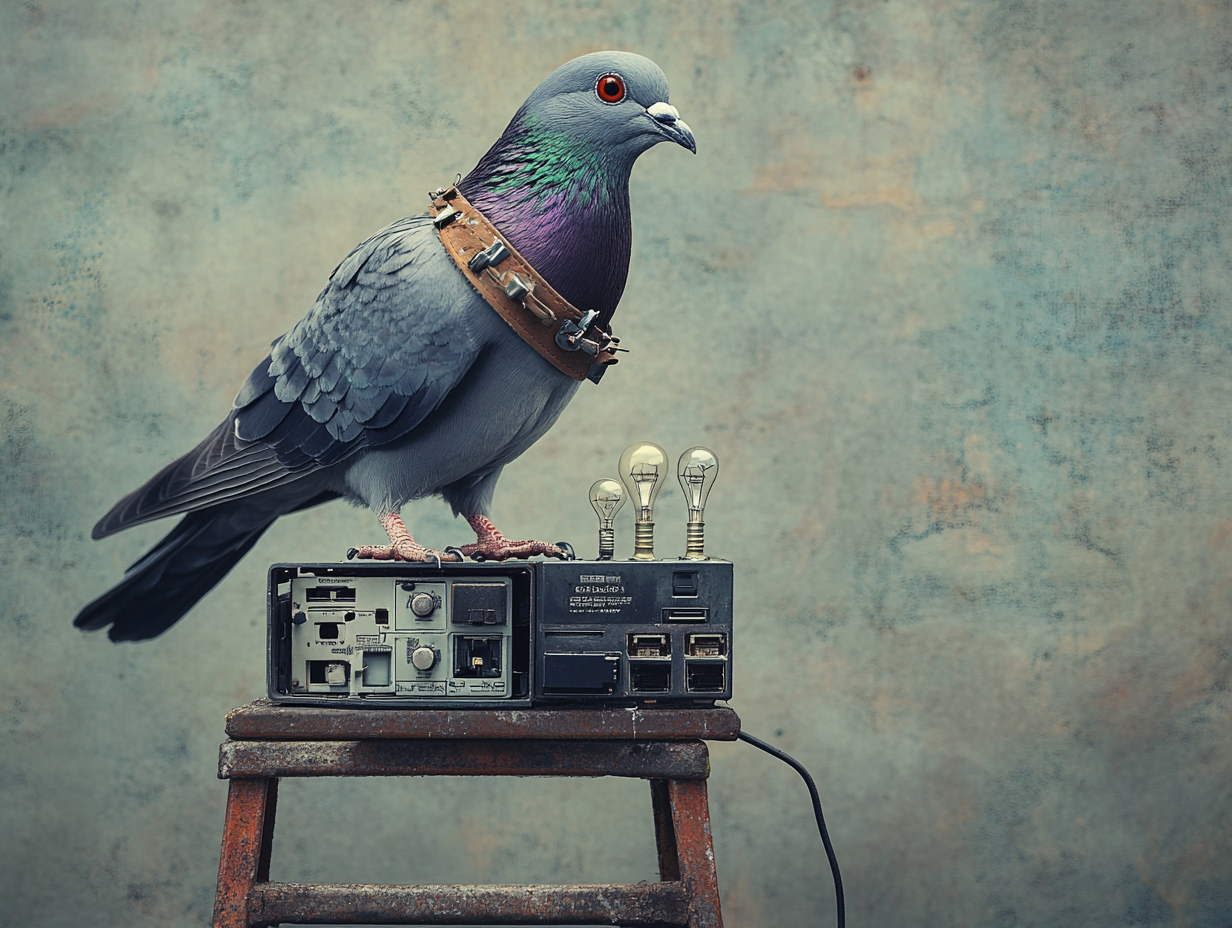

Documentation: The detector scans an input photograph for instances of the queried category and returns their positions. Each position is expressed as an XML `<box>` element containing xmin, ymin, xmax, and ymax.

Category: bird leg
<box><xmin>458</xmin><ymin>514</ymin><xmax>567</xmax><ymax>561</ymax></box>
<box><xmin>349</xmin><ymin>512</ymin><xmax>463</xmax><ymax>563</ymax></box>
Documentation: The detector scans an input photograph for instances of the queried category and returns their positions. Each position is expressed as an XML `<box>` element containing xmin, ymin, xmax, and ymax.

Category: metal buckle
<box><xmin>432</xmin><ymin>206</ymin><xmax>460</xmax><ymax>229</ymax></box>
<box><xmin>504</xmin><ymin>273</ymin><xmax>532</xmax><ymax>301</ymax></box>
<box><xmin>555</xmin><ymin>310</ymin><xmax>603</xmax><ymax>355</ymax></box>
<box><xmin>467</xmin><ymin>239</ymin><xmax>511</xmax><ymax>273</ymax></box>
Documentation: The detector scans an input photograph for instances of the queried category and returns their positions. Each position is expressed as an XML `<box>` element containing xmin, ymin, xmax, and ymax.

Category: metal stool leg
<box><xmin>667</xmin><ymin>778</ymin><xmax>723</xmax><ymax>928</ymax></box>
<box><xmin>650</xmin><ymin>778</ymin><xmax>681</xmax><ymax>881</ymax></box>
<box><xmin>213</xmin><ymin>777</ymin><xmax>278</xmax><ymax>928</ymax></box>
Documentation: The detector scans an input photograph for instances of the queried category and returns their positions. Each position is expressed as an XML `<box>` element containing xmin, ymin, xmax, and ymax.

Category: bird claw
<box><xmin>457</xmin><ymin>538</ymin><xmax>568</xmax><ymax>561</ymax></box>
<box><xmin>348</xmin><ymin>541</ymin><xmax>462</xmax><ymax>563</ymax></box>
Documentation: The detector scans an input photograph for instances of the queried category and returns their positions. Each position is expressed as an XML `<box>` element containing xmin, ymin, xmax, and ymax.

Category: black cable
<box><xmin>738</xmin><ymin>730</ymin><xmax>845</xmax><ymax>928</ymax></box>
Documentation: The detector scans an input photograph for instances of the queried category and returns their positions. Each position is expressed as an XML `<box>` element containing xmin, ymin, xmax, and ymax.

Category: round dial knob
<box><xmin>411</xmin><ymin>645</ymin><xmax>439</xmax><ymax>671</ymax></box>
<box><xmin>410</xmin><ymin>592</ymin><xmax>436</xmax><ymax>617</ymax></box>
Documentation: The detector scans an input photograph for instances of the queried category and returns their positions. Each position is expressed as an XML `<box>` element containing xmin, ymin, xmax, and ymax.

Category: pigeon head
<box><xmin>459</xmin><ymin>52</ymin><xmax>694</xmax><ymax>326</ymax></box>
<box><xmin>511</xmin><ymin>51</ymin><xmax>696</xmax><ymax>160</ymax></box>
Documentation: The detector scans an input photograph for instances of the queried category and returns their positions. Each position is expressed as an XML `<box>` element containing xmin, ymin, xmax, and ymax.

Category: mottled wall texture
<box><xmin>3</xmin><ymin>1</ymin><xmax>1231</xmax><ymax>925</ymax></box>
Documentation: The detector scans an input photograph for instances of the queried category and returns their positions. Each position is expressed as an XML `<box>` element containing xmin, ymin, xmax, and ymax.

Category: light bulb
<box><xmin>618</xmin><ymin>441</ymin><xmax>668</xmax><ymax>560</ymax></box>
<box><xmin>589</xmin><ymin>479</ymin><xmax>625</xmax><ymax>561</ymax></box>
<box><xmin>677</xmin><ymin>446</ymin><xmax>719</xmax><ymax>559</ymax></box>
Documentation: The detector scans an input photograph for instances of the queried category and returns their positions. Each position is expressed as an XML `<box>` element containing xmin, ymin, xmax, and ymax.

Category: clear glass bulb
<box><xmin>589</xmin><ymin>478</ymin><xmax>625</xmax><ymax>560</ymax></box>
<box><xmin>677</xmin><ymin>447</ymin><xmax>719</xmax><ymax>521</ymax></box>
<box><xmin>619</xmin><ymin>441</ymin><xmax>668</xmax><ymax>560</ymax></box>
<box><xmin>619</xmin><ymin>441</ymin><xmax>668</xmax><ymax>520</ymax></box>
<box><xmin>677</xmin><ymin>446</ymin><xmax>719</xmax><ymax>559</ymax></box>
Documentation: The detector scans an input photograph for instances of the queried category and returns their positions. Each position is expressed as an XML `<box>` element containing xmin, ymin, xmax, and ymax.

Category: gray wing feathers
<box><xmin>91</xmin><ymin>415</ymin><xmax>294</xmax><ymax>537</ymax></box>
<box><xmin>94</xmin><ymin>214</ymin><xmax>483</xmax><ymax>538</ymax></box>
<box><xmin>238</xmin><ymin>215</ymin><xmax>471</xmax><ymax>446</ymax></box>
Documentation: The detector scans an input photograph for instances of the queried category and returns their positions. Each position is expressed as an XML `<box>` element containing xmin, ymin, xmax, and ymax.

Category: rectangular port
<box><xmin>544</xmin><ymin>628</ymin><xmax>605</xmax><ymax>637</ymax></box>
<box><xmin>686</xmin><ymin>633</ymin><xmax>727</xmax><ymax>658</ymax></box>
<box><xmin>361</xmin><ymin>650</ymin><xmax>392</xmax><ymax>687</ymax></box>
<box><xmin>672</xmin><ymin>570</ymin><xmax>699</xmax><ymax>597</ymax></box>
<box><xmin>663</xmin><ymin>608</ymin><xmax>708</xmax><ymax>623</ymax></box>
<box><xmin>307</xmin><ymin>660</ymin><xmax>350</xmax><ymax>688</ymax></box>
<box><xmin>315</xmin><ymin>621</ymin><xmax>342</xmax><ymax>641</ymax></box>
<box><xmin>686</xmin><ymin>661</ymin><xmax>726</xmax><ymax>692</ymax></box>
<box><xmin>304</xmin><ymin>586</ymin><xmax>356</xmax><ymax>602</ymax></box>
<box><xmin>375</xmin><ymin>608</ymin><xmax>389</xmax><ymax>625</ymax></box>
<box><xmin>453</xmin><ymin>636</ymin><xmax>503</xmax><ymax>678</ymax></box>
<box><xmin>451</xmin><ymin>582</ymin><xmax>508</xmax><ymax>626</ymax></box>
<box><xmin>542</xmin><ymin>653</ymin><xmax>619</xmax><ymax>695</ymax></box>
<box><xmin>628</xmin><ymin>633</ymin><xmax>670</xmax><ymax>658</ymax></box>
<box><xmin>629</xmin><ymin>661</ymin><xmax>671</xmax><ymax>692</ymax></box>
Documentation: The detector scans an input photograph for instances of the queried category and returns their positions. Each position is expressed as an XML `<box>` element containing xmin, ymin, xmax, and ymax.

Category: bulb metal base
<box><xmin>631</xmin><ymin>520</ymin><xmax>656</xmax><ymax>560</ymax></box>
<box><xmin>683</xmin><ymin>520</ymin><xmax>708</xmax><ymax>560</ymax></box>
<box><xmin>597</xmin><ymin>526</ymin><xmax>615</xmax><ymax>561</ymax></box>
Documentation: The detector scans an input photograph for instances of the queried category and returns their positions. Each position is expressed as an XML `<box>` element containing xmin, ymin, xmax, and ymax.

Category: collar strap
<box><xmin>429</xmin><ymin>185</ymin><xmax>619</xmax><ymax>383</ymax></box>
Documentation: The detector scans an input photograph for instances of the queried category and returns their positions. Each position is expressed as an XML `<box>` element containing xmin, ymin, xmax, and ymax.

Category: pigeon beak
<box><xmin>647</xmin><ymin>102</ymin><xmax>696</xmax><ymax>154</ymax></box>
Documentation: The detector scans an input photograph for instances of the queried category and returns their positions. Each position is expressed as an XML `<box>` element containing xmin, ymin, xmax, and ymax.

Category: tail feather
<box><xmin>76</xmin><ymin>508</ymin><xmax>276</xmax><ymax>641</ymax></box>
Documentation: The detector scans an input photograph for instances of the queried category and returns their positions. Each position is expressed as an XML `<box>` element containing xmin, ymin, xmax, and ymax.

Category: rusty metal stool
<box><xmin>212</xmin><ymin>699</ymin><xmax>739</xmax><ymax>927</ymax></box>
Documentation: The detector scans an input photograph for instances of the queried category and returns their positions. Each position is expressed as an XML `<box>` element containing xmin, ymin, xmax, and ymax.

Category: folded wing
<box><xmin>93</xmin><ymin>215</ymin><xmax>481</xmax><ymax>539</ymax></box>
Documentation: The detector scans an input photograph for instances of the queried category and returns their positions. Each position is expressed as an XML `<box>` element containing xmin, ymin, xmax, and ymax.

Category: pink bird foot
<box><xmin>457</xmin><ymin>514</ymin><xmax>571</xmax><ymax>561</ymax></box>
<box><xmin>347</xmin><ymin>513</ymin><xmax>463</xmax><ymax>563</ymax></box>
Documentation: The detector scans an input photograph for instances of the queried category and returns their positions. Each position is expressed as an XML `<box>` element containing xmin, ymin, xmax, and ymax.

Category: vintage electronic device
<box><xmin>267</xmin><ymin>559</ymin><xmax>733</xmax><ymax>708</ymax></box>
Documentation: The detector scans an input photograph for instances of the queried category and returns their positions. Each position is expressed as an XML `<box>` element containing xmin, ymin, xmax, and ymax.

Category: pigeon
<box><xmin>74</xmin><ymin>51</ymin><xmax>695</xmax><ymax>641</ymax></box>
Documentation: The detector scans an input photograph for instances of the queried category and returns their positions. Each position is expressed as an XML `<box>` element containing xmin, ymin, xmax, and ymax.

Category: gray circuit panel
<box><xmin>285</xmin><ymin>574</ymin><xmax>512</xmax><ymax>700</ymax></box>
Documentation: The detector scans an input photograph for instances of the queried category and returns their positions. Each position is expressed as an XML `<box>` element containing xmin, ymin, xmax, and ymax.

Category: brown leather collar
<box><xmin>429</xmin><ymin>186</ymin><xmax>619</xmax><ymax>383</ymax></box>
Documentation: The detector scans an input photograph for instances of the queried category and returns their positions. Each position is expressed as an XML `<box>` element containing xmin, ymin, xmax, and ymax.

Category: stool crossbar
<box><xmin>212</xmin><ymin>700</ymin><xmax>738</xmax><ymax>928</ymax></box>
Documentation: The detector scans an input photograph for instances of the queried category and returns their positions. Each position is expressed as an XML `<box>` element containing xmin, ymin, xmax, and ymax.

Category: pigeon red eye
<box><xmin>596</xmin><ymin>73</ymin><xmax>626</xmax><ymax>104</ymax></box>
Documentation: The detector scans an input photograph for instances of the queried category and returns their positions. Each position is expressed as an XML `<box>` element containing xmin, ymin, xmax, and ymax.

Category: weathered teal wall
<box><xmin>3</xmin><ymin>1</ymin><xmax>1231</xmax><ymax>925</ymax></box>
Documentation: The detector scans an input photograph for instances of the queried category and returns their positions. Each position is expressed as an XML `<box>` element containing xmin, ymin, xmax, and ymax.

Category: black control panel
<box><xmin>268</xmin><ymin>559</ymin><xmax>732</xmax><ymax>708</ymax></box>
<box><xmin>535</xmin><ymin>560</ymin><xmax>733</xmax><ymax>704</ymax></box>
